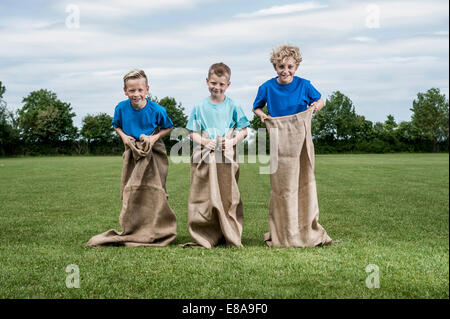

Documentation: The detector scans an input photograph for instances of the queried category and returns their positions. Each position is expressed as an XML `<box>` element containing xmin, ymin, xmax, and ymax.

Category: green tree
<box><xmin>80</xmin><ymin>113</ymin><xmax>115</xmax><ymax>144</ymax></box>
<box><xmin>80</xmin><ymin>113</ymin><xmax>119</xmax><ymax>154</ymax></box>
<box><xmin>395</xmin><ymin>121</ymin><xmax>419</xmax><ymax>152</ymax></box>
<box><xmin>374</xmin><ymin>115</ymin><xmax>401</xmax><ymax>152</ymax></box>
<box><xmin>312</xmin><ymin>91</ymin><xmax>361</xmax><ymax>143</ymax></box>
<box><xmin>0</xmin><ymin>81</ymin><xmax>5</xmax><ymax>99</ymax></box>
<box><xmin>410</xmin><ymin>88</ymin><xmax>449</xmax><ymax>152</ymax></box>
<box><xmin>0</xmin><ymin>81</ymin><xmax>20</xmax><ymax>155</ymax></box>
<box><xmin>353</xmin><ymin>115</ymin><xmax>374</xmax><ymax>142</ymax></box>
<box><xmin>158</xmin><ymin>96</ymin><xmax>188</xmax><ymax>128</ymax></box>
<box><xmin>18</xmin><ymin>89</ymin><xmax>77</xmax><ymax>143</ymax></box>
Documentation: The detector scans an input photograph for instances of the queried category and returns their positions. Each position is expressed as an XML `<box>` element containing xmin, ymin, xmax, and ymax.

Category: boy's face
<box><xmin>274</xmin><ymin>56</ymin><xmax>298</xmax><ymax>84</ymax></box>
<box><xmin>124</xmin><ymin>78</ymin><xmax>149</xmax><ymax>108</ymax></box>
<box><xmin>206</xmin><ymin>73</ymin><xmax>230</xmax><ymax>101</ymax></box>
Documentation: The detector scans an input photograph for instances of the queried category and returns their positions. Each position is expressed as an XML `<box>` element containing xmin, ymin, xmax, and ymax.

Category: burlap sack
<box><xmin>86</xmin><ymin>134</ymin><xmax>177</xmax><ymax>247</ymax></box>
<box><xmin>263</xmin><ymin>107</ymin><xmax>332</xmax><ymax>247</ymax></box>
<box><xmin>182</xmin><ymin>130</ymin><xmax>244</xmax><ymax>248</ymax></box>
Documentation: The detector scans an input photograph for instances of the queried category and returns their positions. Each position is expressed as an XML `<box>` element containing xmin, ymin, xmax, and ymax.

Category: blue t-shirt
<box><xmin>186</xmin><ymin>96</ymin><xmax>250</xmax><ymax>139</ymax></box>
<box><xmin>112</xmin><ymin>98</ymin><xmax>173</xmax><ymax>139</ymax></box>
<box><xmin>253</xmin><ymin>76</ymin><xmax>321</xmax><ymax>117</ymax></box>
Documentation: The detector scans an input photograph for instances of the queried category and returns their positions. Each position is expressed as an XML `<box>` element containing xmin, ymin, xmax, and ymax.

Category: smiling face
<box><xmin>206</xmin><ymin>73</ymin><xmax>230</xmax><ymax>102</ymax></box>
<box><xmin>124</xmin><ymin>78</ymin><xmax>149</xmax><ymax>108</ymax></box>
<box><xmin>274</xmin><ymin>56</ymin><xmax>298</xmax><ymax>84</ymax></box>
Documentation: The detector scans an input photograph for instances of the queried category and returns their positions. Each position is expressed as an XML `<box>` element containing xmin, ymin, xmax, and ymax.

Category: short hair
<box><xmin>270</xmin><ymin>44</ymin><xmax>303</xmax><ymax>67</ymax></box>
<box><xmin>123</xmin><ymin>69</ymin><xmax>148</xmax><ymax>88</ymax></box>
<box><xmin>208</xmin><ymin>63</ymin><xmax>231</xmax><ymax>81</ymax></box>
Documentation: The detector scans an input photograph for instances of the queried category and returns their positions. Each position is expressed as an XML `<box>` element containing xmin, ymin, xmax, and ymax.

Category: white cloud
<box><xmin>351</xmin><ymin>36</ymin><xmax>376</xmax><ymax>43</ymax></box>
<box><xmin>235</xmin><ymin>2</ymin><xmax>328</xmax><ymax>18</ymax></box>
<box><xmin>55</xmin><ymin>0</ymin><xmax>212</xmax><ymax>19</ymax></box>
<box><xmin>0</xmin><ymin>0</ymin><xmax>448</xmax><ymax>127</ymax></box>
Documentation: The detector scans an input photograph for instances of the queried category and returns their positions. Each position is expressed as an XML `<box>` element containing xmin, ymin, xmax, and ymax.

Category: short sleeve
<box><xmin>233</xmin><ymin>104</ymin><xmax>250</xmax><ymax>130</ymax></box>
<box><xmin>158</xmin><ymin>107</ymin><xmax>174</xmax><ymax>129</ymax></box>
<box><xmin>186</xmin><ymin>106</ymin><xmax>201</xmax><ymax>132</ymax></box>
<box><xmin>307</xmin><ymin>81</ymin><xmax>321</xmax><ymax>103</ymax></box>
<box><xmin>253</xmin><ymin>85</ymin><xmax>267</xmax><ymax>110</ymax></box>
<box><xmin>112</xmin><ymin>104</ymin><xmax>121</xmax><ymax>128</ymax></box>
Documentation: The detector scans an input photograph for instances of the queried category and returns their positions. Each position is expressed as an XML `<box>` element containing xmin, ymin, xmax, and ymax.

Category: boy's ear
<box><xmin>123</xmin><ymin>86</ymin><xmax>127</xmax><ymax>95</ymax></box>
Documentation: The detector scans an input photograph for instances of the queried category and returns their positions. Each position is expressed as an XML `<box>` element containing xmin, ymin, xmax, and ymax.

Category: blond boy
<box><xmin>253</xmin><ymin>45</ymin><xmax>333</xmax><ymax>248</ymax></box>
<box><xmin>87</xmin><ymin>69</ymin><xmax>177</xmax><ymax>247</ymax></box>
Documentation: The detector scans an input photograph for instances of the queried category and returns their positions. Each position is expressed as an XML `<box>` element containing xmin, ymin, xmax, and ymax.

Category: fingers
<box><xmin>310</xmin><ymin>102</ymin><xmax>320</xmax><ymax>113</ymax></box>
<box><xmin>205</xmin><ymin>140</ymin><xmax>216</xmax><ymax>150</ymax></box>
<box><xmin>220</xmin><ymin>138</ymin><xmax>236</xmax><ymax>150</ymax></box>
<box><xmin>125</xmin><ymin>136</ymin><xmax>135</xmax><ymax>146</ymax></box>
<box><xmin>149</xmin><ymin>136</ymin><xmax>158</xmax><ymax>147</ymax></box>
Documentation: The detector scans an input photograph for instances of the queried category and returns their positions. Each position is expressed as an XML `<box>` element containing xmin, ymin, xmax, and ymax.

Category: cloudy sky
<box><xmin>0</xmin><ymin>0</ymin><xmax>448</xmax><ymax>128</ymax></box>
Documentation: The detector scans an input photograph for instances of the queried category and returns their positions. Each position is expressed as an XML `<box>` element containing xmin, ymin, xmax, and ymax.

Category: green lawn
<box><xmin>0</xmin><ymin>153</ymin><xmax>448</xmax><ymax>298</ymax></box>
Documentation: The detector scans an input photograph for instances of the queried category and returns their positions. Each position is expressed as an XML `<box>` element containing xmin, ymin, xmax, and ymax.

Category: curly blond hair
<box><xmin>270</xmin><ymin>44</ymin><xmax>302</xmax><ymax>67</ymax></box>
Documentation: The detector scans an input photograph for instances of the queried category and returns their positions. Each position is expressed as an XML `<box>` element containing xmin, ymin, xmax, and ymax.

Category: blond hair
<box><xmin>123</xmin><ymin>69</ymin><xmax>148</xmax><ymax>88</ymax></box>
<box><xmin>270</xmin><ymin>44</ymin><xmax>302</xmax><ymax>67</ymax></box>
<box><xmin>208</xmin><ymin>63</ymin><xmax>231</xmax><ymax>81</ymax></box>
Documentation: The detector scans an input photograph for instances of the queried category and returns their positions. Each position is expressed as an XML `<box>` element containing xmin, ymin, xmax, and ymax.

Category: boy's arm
<box><xmin>310</xmin><ymin>98</ymin><xmax>324</xmax><ymax>114</ymax></box>
<box><xmin>189</xmin><ymin>131</ymin><xmax>216</xmax><ymax>150</ymax></box>
<box><xmin>115</xmin><ymin>127</ymin><xmax>135</xmax><ymax>146</ymax></box>
<box><xmin>253</xmin><ymin>107</ymin><xmax>269</xmax><ymax>123</ymax></box>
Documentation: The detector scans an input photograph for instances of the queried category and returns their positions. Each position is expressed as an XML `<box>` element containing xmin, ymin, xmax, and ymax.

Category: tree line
<box><xmin>0</xmin><ymin>80</ymin><xmax>448</xmax><ymax>156</ymax></box>
<box><xmin>250</xmin><ymin>89</ymin><xmax>448</xmax><ymax>153</ymax></box>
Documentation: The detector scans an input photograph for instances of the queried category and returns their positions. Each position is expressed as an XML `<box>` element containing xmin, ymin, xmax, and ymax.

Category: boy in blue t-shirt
<box><xmin>253</xmin><ymin>46</ymin><xmax>324</xmax><ymax>121</ymax></box>
<box><xmin>183</xmin><ymin>63</ymin><xmax>250</xmax><ymax>248</ymax></box>
<box><xmin>112</xmin><ymin>69</ymin><xmax>173</xmax><ymax>147</ymax></box>
<box><xmin>252</xmin><ymin>45</ymin><xmax>332</xmax><ymax>248</ymax></box>
<box><xmin>86</xmin><ymin>69</ymin><xmax>177</xmax><ymax>247</ymax></box>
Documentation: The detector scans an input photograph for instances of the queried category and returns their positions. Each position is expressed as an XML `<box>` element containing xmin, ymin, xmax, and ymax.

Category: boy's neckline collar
<box><xmin>274</xmin><ymin>76</ymin><xmax>298</xmax><ymax>86</ymax></box>
<box><xmin>208</xmin><ymin>95</ymin><xmax>227</xmax><ymax>106</ymax></box>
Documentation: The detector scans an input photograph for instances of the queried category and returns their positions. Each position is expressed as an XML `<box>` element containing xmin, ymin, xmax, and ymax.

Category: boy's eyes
<box><xmin>278</xmin><ymin>65</ymin><xmax>295</xmax><ymax>69</ymax></box>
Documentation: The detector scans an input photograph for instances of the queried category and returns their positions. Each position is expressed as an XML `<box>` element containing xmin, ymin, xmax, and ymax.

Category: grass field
<box><xmin>0</xmin><ymin>153</ymin><xmax>448</xmax><ymax>299</ymax></box>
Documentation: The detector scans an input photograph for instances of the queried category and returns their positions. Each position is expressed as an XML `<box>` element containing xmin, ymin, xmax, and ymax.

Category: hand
<box><xmin>259</xmin><ymin>113</ymin><xmax>269</xmax><ymax>123</ymax></box>
<box><xmin>221</xmin><ymin>137</ymin><xmax>236</xmax><ymax>150</ymax></box>
<box><xmin>122</xmin><ymin>135</ymin><xmax>135</xmax><ymax>146</ymax></box>
<box><xmin>310</xmin><ymin>102</ymin><xmax>321</xmax><ymax>114</ymax></box>
<box><xmin>148</xmin><ymin>135</ymin><xmax>158</xmax><ymax>147</ymax></box>
<box><xmin>203</xmin><ymin>138</ymin><xmax>217</xmax><ymax>150</ymax></box>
